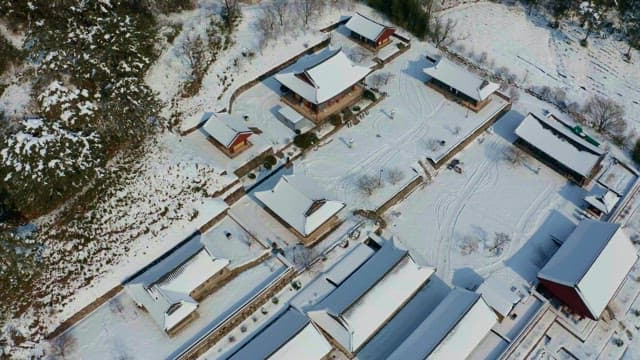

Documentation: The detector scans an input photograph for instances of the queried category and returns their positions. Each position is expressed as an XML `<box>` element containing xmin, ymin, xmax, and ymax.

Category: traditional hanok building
<box><xmin>254</xmin><ymin>173</ymin><xmax>345</xmax><ymax>244</ymax></box>
<box><xmin>388</xmin><ymin>288</ymin><xmax>497</xmax><ymax>360</ymax></box>
<box><xmin>538</xmin><ymin>219</ymin><xmax>638</xmax><ymax>320</ymax></box>
<box><xmin>307</xmin><ymin>240</ymin><xmax>436</xmax><ymax>357</ymax></box>
<box><xmin>201</xmin><ymin>112</ymin><xmax>253</xmax><ymax>157</ymax></box>
<box><xmin>514</xmin><ymin>113</ymin><xmax>606</xmax><ymax>187</ymax></box>
<box><xmin>224</xmin><ymin>307</ymin><xmax>332</xmax><ymax>360</ymax></box>
<box><xmin>423</xmin><ymin>56</ymin><xmax>500</xmax><ymax>111</ymax></box>
<box><xmin>274</xmin><ymin>49</ymin><xmax>371</xmax><ymax>122</ymax></box>
<box><xmin>345</xmin><ymin>12</ymin><xmax>396</xmax><ymax>51</ymax></box>
<box><xmin>584</xmin><ymin>183</ymin><xmax>621</xmax><ymax>218</ymax></box>
<box><xmin>125</xmin><ymin>236</ymin><xmax>231</xmax><ymax>336</ymax></box>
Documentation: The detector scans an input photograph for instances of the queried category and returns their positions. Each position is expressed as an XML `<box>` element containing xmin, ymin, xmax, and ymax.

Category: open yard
<box><xmin>441</xmin><ymin>2</ymin><xmax>640</xmax><ymax>131</ymax></box>
<box><xmin>385</xmin><ymin>95</ymin><xmax>589</xmax><ymax>290</ymax></box>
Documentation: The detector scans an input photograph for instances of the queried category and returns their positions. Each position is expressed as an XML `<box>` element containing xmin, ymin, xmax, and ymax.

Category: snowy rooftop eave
<box><xmin>345</xmin><ymin>12</ymin><xmax>395</xmax><ymax>43</ymax></box>
<box><xmin>254</xmin><ymin>174</ymin><xmax>344</xmax><ymax>236</ymax></box>
<box><xmin>388</xmin><ymin>288</ymin><xmax>497</xmax><ymax>360</ymax></box>
<box><xmin>274</xmin><ymin>49</ymin><xmax>372</xmax><ymax>105</ymax></box>
<box><xmin>202</xmin><ymin>112</ymin><xmax>252</xmax><ymax>148</ymax></box>
<box><xmin>423</xmin><ymin>57</ymin><xmax>499</xmax><ymax>102</ymax></box>
<box><xmin>308</xmin><ymin>240</ymin><xmax>435</xmax><ymax>353</ymax></box>
<box><xmin>515</xmin><ymin>113</ymin><xmax>603</xmax><ymax>177</ymax></box>
<box><xmin>538</xmin><ymin>219</ymin><xmax>637</xmax><ymax>318</ymax></box>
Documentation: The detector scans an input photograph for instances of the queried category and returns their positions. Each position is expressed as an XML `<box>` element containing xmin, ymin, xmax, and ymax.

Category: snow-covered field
<box><xmin>9</xmin><ymin>1</ymin><xmax>640</xmax><ymax>358</ymax></box>
<box><xmin>441</xmin><ymin>2</ymin><xmax>640</xmax><ymax>131</ymax></box>
<box><xmin>386</xmin><ymin>94</ymin><xmax>587</xmax><ymax>289</ymax></box>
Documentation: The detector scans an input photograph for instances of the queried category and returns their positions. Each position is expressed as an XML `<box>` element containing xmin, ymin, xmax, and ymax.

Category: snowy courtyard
<box><xmin>386</xmin><ymin>97</ymin><xmax>589</xmax><ymax>289</ymax></box>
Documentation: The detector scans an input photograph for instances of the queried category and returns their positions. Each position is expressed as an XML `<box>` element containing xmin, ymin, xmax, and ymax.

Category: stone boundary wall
<box><xmin>176</xmin><ymin>268</ymin><xmax>298</xmax><ymax>360</ymax></box>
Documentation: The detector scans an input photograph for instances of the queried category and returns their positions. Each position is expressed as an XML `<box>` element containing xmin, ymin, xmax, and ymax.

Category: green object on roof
<box><xmin>573</xmin><ymin>125</ymin><xmax>600</xmax><ymax>147</ymax></box>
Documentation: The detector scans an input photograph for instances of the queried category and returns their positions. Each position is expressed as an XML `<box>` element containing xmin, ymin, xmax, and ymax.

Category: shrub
<box><xmin>247</xmin><ymin>173</ymin><xmax>256</xmax><ymax>179</ymax></box>
<box><xmin>264</xmin><ymin>155</ymin><xmax>277</xmax><ymax>166</ymax></box>
<box><xmin>293</xmin><ymin>132</ymin><xmax>318</xmax><ymax>149</ymax></box>
<box><xmin>364</xmin><ymin>89</ymin><xmax>376</xmax><ymax>102</ymax></box>
<box><xmin>271</xmin><ymin>296</ymin><xmax>279</xmax><ymax>304</ymax></box>
<box><xmin>342</xmin><ymin>108</ymin><xmax>354</xmax><ymax>121</ymax></box>
<box><xmin>329</xmin><ymin>114</ymin><xmax>342</xmax><ymax>126</ymax></box>
<box><xmin>352</xmin><ymin>105</ymin><xmax>361</xmax><ymax>112</ymax></box>
<box><xmin>633</xmin><ymin>139</ymin><xmax>640</xmax><ymax>164</ymax></box>
<box><xmin>397</xmin><ymin>42</ymin><xmax>406</xmax><ymax>49</ymax></box>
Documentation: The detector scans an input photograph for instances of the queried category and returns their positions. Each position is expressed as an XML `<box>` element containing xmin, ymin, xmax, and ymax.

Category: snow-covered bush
<box><xmin>0</xmin><ymin>118</ymin><xmax>102</xmax><ymax>216</ymax></box>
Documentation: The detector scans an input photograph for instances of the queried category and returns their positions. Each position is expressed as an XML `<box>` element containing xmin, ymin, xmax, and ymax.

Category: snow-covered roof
<box><xmin>388</xmin><ymin>288</ymin><xmax>497</xmax><ymax>360</ymax></box>
<box><xmin>538</xmin><ymin>219</ymin><xmax>638</xmax><ymax>319</ymax></box>
<box><xmin>345</xmin><ymin>12</ymin><xmax>395</xmax><ymax>43</ymax></box>
<box><xmin>154</xmin><ymin>248</ymin><xmax>229</xmax><ymax>296</ymax></box>
<box><xmin>268</xmin><ymin>323</ymin><xmax>332</xmax><ymax>360</ymax></box>
<box><xmin>274</xmin><ymin>49</ymin><xmax>371</xmax><ymax>105</ymax></box>
<box><xmin>277</xmin><ymin>105</ymin><xmax>306</xmax><ymax>124</ymax></box>
<box><xmin>308</xmin><ymin>240</ymin><xmax>435</xmax><ymax>353</ymax></box>
<box><xmin>226</xmin><ymin>308</ymin><xmax>330</xmax><ymax>360</ymax></box>
<box><xmin>515</xmin><ymin>113</ymin><xmax>604</xmax><ymax>177</ymax></box>
<box><xmin>254</xmin><ymin>174</ymin><xmax>345</xmax><ymax>236</ymax></box>
<box><xmin>324</xmin><ymin>242</ymin><xmax>376</xmax><ymax>286</ymax></box>
<box><xmin>477</xmin><ymin>276</ymin><xmax>521</xmax><ymax>318</ymax></box>
<box><xmin>423</xmin><ymin>57</ymin><xmax>499</xmax><ymax>102</ymax></box>
<box><xmin>202</xmin><ymin>112</ymin><xmax>252</xmax><ymax>148</ymax></box>
<box><xmin>585</xmin><ymin>183</ymin><xmax>620</xmax><ymax>214</ymax></box>
<box><xmin>125</xmin><ymin>235</ymin><xmax>231</xmax><ymax>332</ymax></box>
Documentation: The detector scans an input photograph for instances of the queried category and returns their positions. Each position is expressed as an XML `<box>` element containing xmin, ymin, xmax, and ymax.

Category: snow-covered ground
<box><xmin>386</xmin><ymin>94</ymin><xmax>588</xmax><ymax>289</ymax></box>
<box><xmin>441</xmin><ymin>2</ymin><xmax>640</xmax><ymax>131</ymax></box>
<box><xmin>292</xmin><ymin>40</ymin><xmax>508</xmax><ymax>213</ymax></box>
<box><xmin>60</xmin><ymin>257</ymin><xmax>285</xmax><ymax>360</ymax></box>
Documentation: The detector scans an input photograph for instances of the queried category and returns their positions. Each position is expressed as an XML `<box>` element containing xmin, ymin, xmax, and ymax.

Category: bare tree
<box><xmin>386</xmin><ymin>168</ymin><xmax>406</xmax><ymax>185</ymax></box>
<box><xmin>291</xmin><ymin>243</ymin><xmax>314</xmax><ymax>269</ymax></box>
<box><xmin>268</xmin><ymin>0</ymin><xmax>290</xmax><ymax>27</ymax></box>
<box><xmin>348</xmin><ymin>47</ymin><xmax>369</xmax><ymax>64</ymax></box>
<box><xmin>503</xmin><ymin>146</ymin><xmax>528</xmax><ymax>167</ymax></box>
<box><xmin>296</xmin><ymin>0</ymin><xmax>321</xmax><ymax>27</ymax></box>
<box><xmin>459</xmin><ymin>235</ymin><xmax>480</xmax><ymax>255</ymax></box>
<box><xmin>508</xmin><ymin>87</ymin><xmax>520</xmax><ymax>102</ymax></box>
<box><xmin>357</xmin><ymin>174</ymin><xmax>383</xmax><ymax>196</ymax></box>
<box><xmin>426</xmin><ymin>138</ymin><xmax>442</xmax><ymax>152</ymax></box>
<box><xmin>368</xmin><ymin>72</ymin><xmax>394</xmax><ymax>88</ymax></box>
<box><xmin>584</xmin><ymin>96</ymin><xmax>627</xmax><ymax>136</ymax></box>
<box><xmin>222</xmin><ymin>0</ymin><xmax>240</xmax><ymax>27</ymax></box>
<box><xmin>48</xmin><ymin>333</ymin><xmax>77</xmax><ymax>359</ymax></box>
<box><xmin>256</xmin><ymin>8</ymin><xmax>278</xmax><ymax>50</ymax></box>
<box><xmin>180</xmin><ymin>34</ymin><xmax>206</xmax><ymax>79</ymax></box>
<box><xmin>487</xmin><ymin>232</ymin><xmax>512</xmax><ymax>256</ymax></box>
<box><xmin>430</xmin><ymin>17</ymin><xmax>457</xmax><ymax>48</ymax></box>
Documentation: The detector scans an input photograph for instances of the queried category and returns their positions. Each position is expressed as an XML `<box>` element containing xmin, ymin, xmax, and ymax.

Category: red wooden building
<box><xmin>538</xmin><ymin>219</ymin><xmax>637</xmax><ymax>320</ymax></box>
<box><xmin>345</xmin><ymin>12</ymin><xmax>396</xmax><ymax>50</ymax></box>
<box><xmin>202</xmin><ymin>113</ymin><xmax>253</xmax><ymax>157</ymax></box>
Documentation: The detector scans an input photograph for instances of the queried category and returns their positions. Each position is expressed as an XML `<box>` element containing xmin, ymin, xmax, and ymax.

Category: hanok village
<box><xmin>47</xmin><ymin>10</ymin><xmax>640</xmax><ymax>360</ymax></box>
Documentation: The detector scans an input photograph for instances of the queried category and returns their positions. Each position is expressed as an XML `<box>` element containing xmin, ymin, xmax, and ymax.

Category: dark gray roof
<box><xmin>313</xmin><ymin>240</ymin><xmax>407</xmax><ymax>314</ymax></box>
<box><xmin>226</xmin><ymin>308</ymin><xmax>309</xmax><ymax>360</ymax></box>
<box><xmin>387</xmin><ymin>289</ymin><xmax>481</xmax><ymax>360</ymax></box>
<box><xmin>538</xmin><ymin>219</ymin><xmax>619</xmax><ymax>286</ymax></box>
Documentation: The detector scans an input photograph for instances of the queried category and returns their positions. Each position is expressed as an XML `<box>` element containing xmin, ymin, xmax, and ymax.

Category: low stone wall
<box><xmin>178</xmin><ymin>268</ymin><xmax>297</xmax><ymax>360</ymax></box>
<box><xmin>233</xmin><ymin>147</ymin><xmax>274</xmax><ymax>178</ymax></box>
<box><xmin>46</xmin><ymin>285</ymin><xmax>124</xmax><ymax>340</ymax></box>
<box><xmin>376</xmin><ymin>175</ymin><xmax>424</xmax><ymax>215</ymax></box>
<box><xmin>199</xmin><ymin>209</ymin><xmax>230</xmax><ymax>233</ymax></box>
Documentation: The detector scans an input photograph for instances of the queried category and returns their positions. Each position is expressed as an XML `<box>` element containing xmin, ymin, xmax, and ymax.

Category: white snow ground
<box><xmin>441</xmin><ymin>2</ymin><xmax>640</xmax><ymax>131</ymax></box>
<box><xmin>385</xmin><ymin>93</ymin><xmax>588</xmax><ymax>289</ymax></box>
